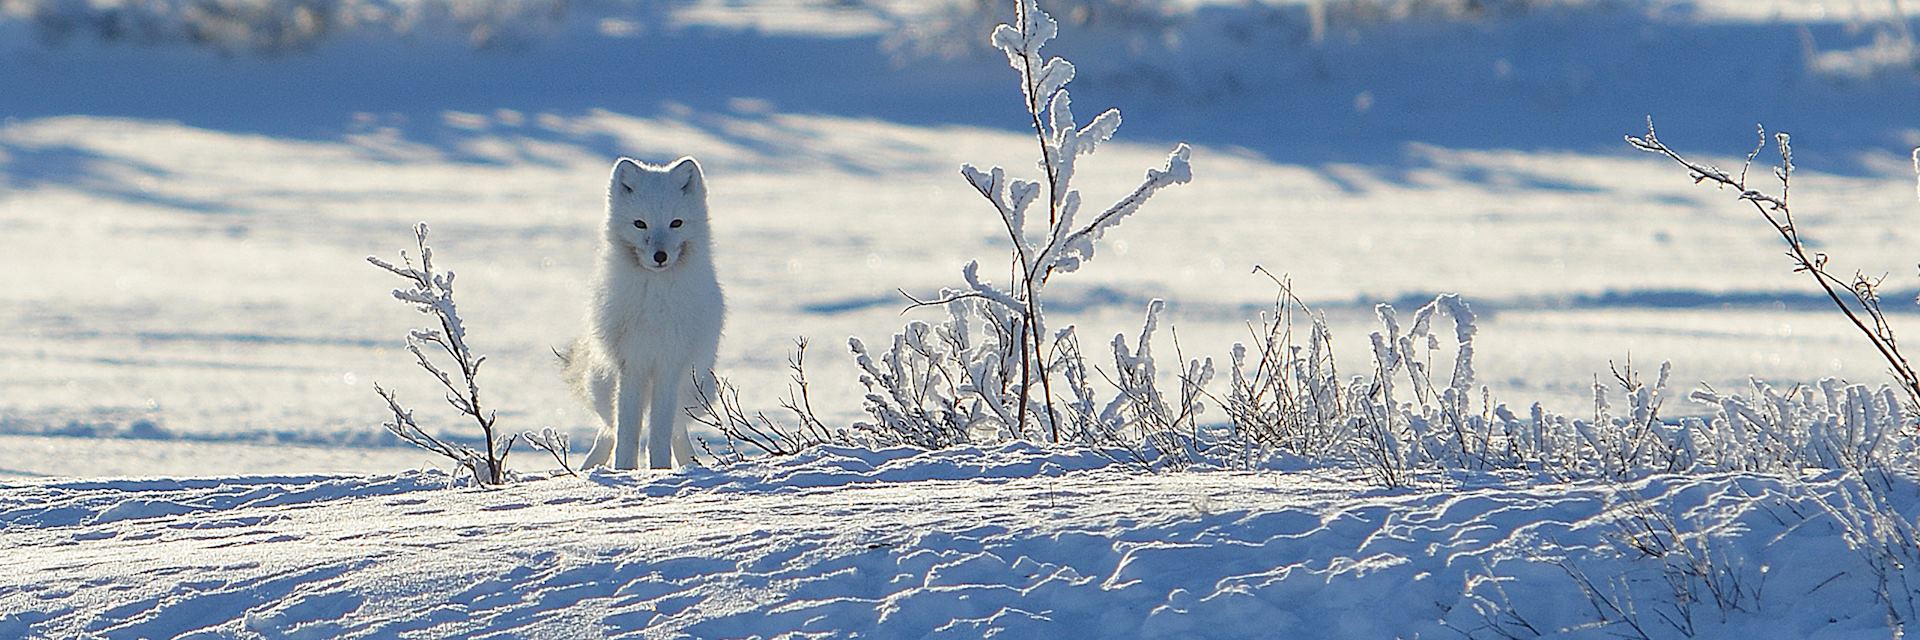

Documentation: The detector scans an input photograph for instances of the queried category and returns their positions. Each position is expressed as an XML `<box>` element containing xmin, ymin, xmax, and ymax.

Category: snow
<box><xmin>4</xmin><ymin>444</ymin><xmax>1913</xmax><ymax>637</ymax></box>
<box><xmin>0</xmin><ymin>435</ymin><xmax>437</xmax><ymax>478</ymax></box>
<box><xmin>3</xmin><ymin>36</ymin><xmax>1908</xmax><ymax>454</ymax></box>
<box><xmin>3</xmin><ymin>0</ymin><xmax>1920</xmax><ymax>634</ymax></box>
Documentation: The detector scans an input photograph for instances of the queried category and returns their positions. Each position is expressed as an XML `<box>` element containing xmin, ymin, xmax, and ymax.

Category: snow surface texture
<box><xmin>2</xmin><ymin>0</ymin><xmax>1919</xmax><ymax>474</ymax></box>
<box><xmin>3</xmin><ymin>445</ymin><xmax>1914</xmax><ymax>637</ymax></box>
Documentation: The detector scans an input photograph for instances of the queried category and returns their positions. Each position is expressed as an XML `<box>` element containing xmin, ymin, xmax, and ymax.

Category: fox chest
<box><xmin>598</xmin><ymin>277</ymin><xmax>724</xmax><ymax>366</ymax></box>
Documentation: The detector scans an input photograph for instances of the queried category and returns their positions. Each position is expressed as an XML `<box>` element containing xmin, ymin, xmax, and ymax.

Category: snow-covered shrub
<box><xmin>1474</xmin><ymin>368</ymin><xmax>1909</xmax><ymax>480</ymax></box>
<box><xmin>368</xmin><ymin>222</ymin><xmax>519</xmax><ymax>485</ymax></box>
<box><xmin>1213</xmin><ymin>270</ymin><xmax>1917</xmax><ymax>485</ymax></box>
<box><xmin>1278</xmin><ymin>119</ymin><xmax>1920</xmax><ymax>484</ymax></box>
<box><xmin>1218</xmin><ymin>271</ymin><xmax>1348</xmax><ymax>466</ymax></box>
<box><xmin>1056</xmin><ymin>300</ymin><xmax>1216</xmax><ymax>468</ymax></box>
<box><xmin>1209</xmin><ymin>275</ymin><xmax>1497</xmax><ymax>484</ymax></box>
<box><xmin>1</xmin><ymin>0</ymin><xmax>580</xmax><ymax>52</ymax></box>
<box><xmin>1227</xmin><ymin>119</ymin><xmax>1920</xmax><ymax>485</ymax></box>
<box><xmin>1216</xmin><ymin>121</ymin><xmax>1920</xmax><ymax>484</ymax></box>
<box><xmin>849</xmin><ymin>0</ymin><xmax>1198</xmax><ymax>465</ymax></box>
<box><xmin>1346</xmin><ymin>293</ymin><xmax>1484</xmax><ymax>483</ymax></box>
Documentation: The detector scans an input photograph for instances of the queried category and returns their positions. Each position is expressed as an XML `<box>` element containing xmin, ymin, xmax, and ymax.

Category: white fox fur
<box><xmin>564</xmin><ymin>156</ymin><xmax>725</xmax><ymax>470</ymax></box>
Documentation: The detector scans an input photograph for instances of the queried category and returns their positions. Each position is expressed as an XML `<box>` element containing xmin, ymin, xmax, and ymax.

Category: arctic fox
<box><xmin>562</xmin><ymin>156</ymin><xmax>725</xmax><ymax>470</ymax></box>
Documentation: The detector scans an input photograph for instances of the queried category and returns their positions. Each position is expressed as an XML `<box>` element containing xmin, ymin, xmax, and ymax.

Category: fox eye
<box><xmin>669</xmin><ymin>219</ymin><xmax>683</xmax><ymax>229</ymax></box>
<box><xmin>633</xmin><ymin>220</ymin><xmax>646</xmax><ymax>229</ymax></box>
<box><xmin>621</xmin><ymin>183</ymin><xmax>632</xmax><ymax>194</ymax></box>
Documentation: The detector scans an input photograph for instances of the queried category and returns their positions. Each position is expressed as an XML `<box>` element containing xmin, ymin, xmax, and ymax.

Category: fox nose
<box><xmin>652</xmin><ymin>251</ymin><xmax>668</xmax><ymax>265</ymax></box>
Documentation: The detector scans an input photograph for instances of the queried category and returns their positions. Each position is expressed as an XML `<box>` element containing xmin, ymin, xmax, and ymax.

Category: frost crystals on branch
<box><xmin>368</xmin><ymin>223</ymin><xmax>518</xmax><ymax>485</ymax></box>
<box><xmin>1626</xmin><ymin>120</ymin><xmax>1920</xmax><ymax>420</ymax></box>
<box><xmin>855</xmin><ymin>0</ymin><xmax>1196</xmax><ymax>459</ymax></box>
<box><xmin>523</xmin><ymin>427</ymin><xmax>576</xmax><ymax>477</ymax></box>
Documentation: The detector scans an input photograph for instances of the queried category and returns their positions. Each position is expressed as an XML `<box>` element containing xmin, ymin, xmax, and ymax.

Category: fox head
<box><xmin>606</xmin><ymin>156</ymin><xmax>708</xmax><ymax>272</ymax></box>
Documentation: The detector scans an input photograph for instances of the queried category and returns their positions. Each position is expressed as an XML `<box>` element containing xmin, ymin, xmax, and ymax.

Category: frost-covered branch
<box><xmin>522</xmin><ymin>427</ymin><xmax>576</xmax><ymax>477</ymax></box>
<box><xmin>367</xmin><ymin>222</ymin><xmax>516</xmax><ymax>485</ymax></box>
<box><xmin>375</xmin><ymin>383</ymin><xmax>478</xmax><ymax>467</ymax></box>
<box><xmin>860</xmin><ymin>0</ymin><xmax>1193</xmax><ymax>452</ymax></box>
<box><xmin>1627</xmin><ymin>119</ymin><xmax>1920</xmax><ymax>419</ymax></box>
<box><xmin>1042</xmin><ymin>143</ymin><xmax>1193</xmax><ymax>281</ymax></box>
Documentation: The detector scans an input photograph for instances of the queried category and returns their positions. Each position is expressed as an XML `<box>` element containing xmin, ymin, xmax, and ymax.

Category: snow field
<box><xmin>4</xmin><ymin>0</ymin><xmax>1920</xmax><ymax>471</ymax></box>
<box><xmin>2</xmin><ymin>108</ymin><xmax>1912</xmax><ymax>462</ymax></box>
<box><xmin>2</xmin><ymin>2</ymin><xmax>1919</xmax><ymax>633</ymax></box>
<box><xmin>1</xmin><ymin>444</ymin><xmax>1911</xmax><ymax>637</ymax></box>
<box><xmin>0</xmin><ymin>434</ymin><xmax>440</xmax><ymax>478</ymax></box>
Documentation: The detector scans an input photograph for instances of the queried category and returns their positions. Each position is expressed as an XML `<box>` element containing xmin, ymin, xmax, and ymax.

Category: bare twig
<box><xmin>523</xmin><ymin>427</ymin><xmax>577</xmax><ymax>477</ymax></box>
<box><xmin>689</xmin><ymin>339</ymin><xmax>844</xmax><ymax>459</ymax></box>
<box><xmin>1627</xmin><ymin>119</ymin><xmax>1920</xmax><ymax>419</ymax></box>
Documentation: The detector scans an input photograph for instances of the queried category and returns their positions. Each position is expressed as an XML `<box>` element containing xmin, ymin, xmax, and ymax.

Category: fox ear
<box><xmin>610</xmin><ymin>157</ymin><xmax>643</xmax><ymax>195</ymax></box>
<box><xmin>667</xmin><ymin>156</ymin><xmax>704</xmax><ymax>196</ymax></box>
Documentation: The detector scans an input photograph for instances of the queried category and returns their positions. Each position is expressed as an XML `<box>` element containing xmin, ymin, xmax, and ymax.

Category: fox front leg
<box><xmin>645</xmin><ymin>373</ymin><xmax>681</xmax><ymax>469</ymax></box>
<box><xmin>613</xmin><ymin>370</ymin><xmax>649</xmax><ymax>470</ymax></box>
